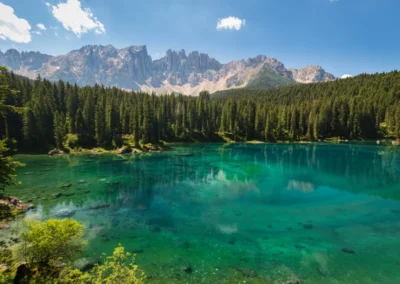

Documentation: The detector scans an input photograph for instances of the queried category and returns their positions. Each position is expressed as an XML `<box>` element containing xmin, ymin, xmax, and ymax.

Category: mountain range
<box><xmin>0</xmin><ymin>45</ymin><xmax>336</xmax><ymax>95</ymax></box>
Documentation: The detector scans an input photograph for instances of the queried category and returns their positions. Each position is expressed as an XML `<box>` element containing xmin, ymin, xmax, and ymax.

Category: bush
<box><xmin>63</xmin><ymin>134</ymin><xmax>79</xmax><ymax>151</ymax></box>
<box><xmin>90</xmin><ymin>244</ymin><xmax>145</xmax><ymax>284</ymax></box>
<box><xmin>20</xmin><ymin>219</ymin><xmax>87</xmax><ymax>267</ymax></box>
<box><xmin>6</xmin><ymin>219</ymin><xmax>145</xmax><ymax>283</ymax></box>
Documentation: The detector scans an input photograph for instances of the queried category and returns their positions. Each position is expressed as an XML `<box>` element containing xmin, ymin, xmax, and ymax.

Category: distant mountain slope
<box><xmin>0</xmin><ymin>45</ymin><xmax>336</xmax><ymax>95</ymax></box>
<box><xmin>246</xmin><ymin>67</ymin><xmax>296</xmax><ymax>89</ymax></box>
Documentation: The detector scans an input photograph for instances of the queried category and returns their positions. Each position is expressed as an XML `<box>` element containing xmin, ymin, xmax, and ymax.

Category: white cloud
<box><xmin>32</xmin><ymin>31</ymin><xmax>42</xmax><ymax>35</ymax></box>
<box><xmin>217</xmin><ymin>16</ymin><xmax>245</xmax><ymax>31</ymax></box>
<box><xmin>48</xmin><ymin>0</ymin><xmax>105</xmax><ymax>37</ymax></box>
<box><xmin>0</xmin><ymin>3</ymin><xmax>32</xmax><ymax>43</ymax></box>
<box><xmin>36</xmin><ymin>23</ymin><xmax>47</xmax><ymax>30</ymax></box>
<box><xmin>329</xmin><ymin>0</ymin><xmax>339</xmax><ymax>2</ymax></box>
<box><xmin>341</xmin><ymin>74</ymin><xmax>353</xmax><ymax>79</ymax></box>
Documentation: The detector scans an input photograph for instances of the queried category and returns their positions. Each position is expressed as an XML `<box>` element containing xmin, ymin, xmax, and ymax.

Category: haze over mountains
<box><xmin>0</xmin><ymin>44</ymin><xmax>336</xmax><ymax>95</ymax></box>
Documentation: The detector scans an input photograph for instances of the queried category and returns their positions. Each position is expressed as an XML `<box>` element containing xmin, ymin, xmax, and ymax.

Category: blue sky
<box><xmin>0</xmin><ymin>0</ymin><xmax>398</xmax><ymax>77</ymax></box>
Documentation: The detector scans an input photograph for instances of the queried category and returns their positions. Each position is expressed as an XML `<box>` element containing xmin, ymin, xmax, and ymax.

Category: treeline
<box><xmin>0</xmin><ymin>67</ymin><xmax>400</xmax><ymax>151</ymax></box>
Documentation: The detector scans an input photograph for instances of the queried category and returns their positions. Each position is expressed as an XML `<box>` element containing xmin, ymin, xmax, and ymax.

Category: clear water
<box><xmin>5</xmin><ymin>143</ymin><xmax>400</xmax><ymax>283</ymax></box>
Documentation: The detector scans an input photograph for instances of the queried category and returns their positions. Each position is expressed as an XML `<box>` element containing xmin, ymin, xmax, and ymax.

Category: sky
<box><xmin>0</xmin><ymin>0</ymin><xmax>399</xmax><ymax>78</ymax></box>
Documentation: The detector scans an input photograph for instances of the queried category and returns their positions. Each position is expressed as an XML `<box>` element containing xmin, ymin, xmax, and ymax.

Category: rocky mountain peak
<box><xmin>0</xmin><ymin>44</ymin><xmax>336</xmax><ymax>95</ymax></box>
<box><xmin>290</xmin><ymin>65</ymin><xmax>336</xmax><ymax>83</ymax></box>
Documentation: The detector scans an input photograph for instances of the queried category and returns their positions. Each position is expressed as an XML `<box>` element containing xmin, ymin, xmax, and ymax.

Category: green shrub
<box><xmin>63</xmin><ymin>134</ymin><xmax>79</xmax><ymax>151</ymax></box>
<box><xmin>20</xmin><ymin>219</ymin><xmax>87</xmax><ymax>267</ymax></box>
<box><xmin>90</xmin><ymin>244</ymin><xmax>145</xmax><ymax>284</ymax></box>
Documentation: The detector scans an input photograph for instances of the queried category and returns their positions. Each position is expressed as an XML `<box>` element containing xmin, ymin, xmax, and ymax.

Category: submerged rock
<box><xmin>182</xmin><ymin>265</ymin><xmax>193</xmax><ymax>274</ymax></box>
<box><xmin>177</xmin><ymin>153</ymin><xmax>194</xmax><ymax>157</ymax></box>
<box><xmin>317</xmin><ymin>267</ymin><xmax>331</xmax><ymax>277</ymax></box>
<box><xmin>107</xmin><ymin>181</ymin><xmax>120</xmax><ymax>187</ymax></box>
<box><xmin>55</xmin><ymin>208</ymin><xmax>75</xmax><ymax>218</ymax></box>
<box><xmin>72</xmin><ymin>257</ymin><xmax>98</xmax><ymax>272</ymax></box>
<box><xmin>131</xmin><ymin>249</ymin><xmax>144</xmax><ymax>254</ymax></box>
<box><xmin>341</xmin><ymin>248</ymin><xmax>355</xmax><ymax>254</ymax></box>
<box><xmin>52</xmin><ymin>192</ymin><xmax>63</xmax><ymax>198</ymax></box>
<box><xmin>303</xmin><ymin>224</ymin><xmax>313</xmax><ymax>229</ymax></box>
<box><xmin>88</xmin><ymin>203</ymin><xmax>110</xmax><ymax>210</ymax></box>
<box><xmin>61</xmin><ymin>183</ymin><xmax>72</xmax><ymax>188</ymax></box>
<box><xmin>234</xmin><ymin>266</ymin><xmax>258</xmax><ymax>278</ymax></box>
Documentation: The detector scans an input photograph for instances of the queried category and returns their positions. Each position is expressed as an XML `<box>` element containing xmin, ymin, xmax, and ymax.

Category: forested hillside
<box><xmin>0</xmin><ymin>67</ymin><xmax>399</xmax><ymax>152</ymax></box>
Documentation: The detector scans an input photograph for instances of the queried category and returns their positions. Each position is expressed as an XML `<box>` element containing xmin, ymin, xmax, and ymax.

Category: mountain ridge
<box><xmin>0</xmin><ymin>44</ymin><xmax>336</xmax><ymax>95</ymax></box>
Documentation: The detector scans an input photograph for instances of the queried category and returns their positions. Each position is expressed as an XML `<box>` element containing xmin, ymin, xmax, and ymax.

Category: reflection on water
<box><xmin>3</xmin><ymin>143</ymin><xmax>400</xmax><ymax>283</ymax></box>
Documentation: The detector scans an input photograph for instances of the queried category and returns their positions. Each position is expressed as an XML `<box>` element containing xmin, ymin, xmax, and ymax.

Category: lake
<box><xmin>4</xmin><ymin>143</ymin><xmax>400</xmax><ymax>283</ymax></box>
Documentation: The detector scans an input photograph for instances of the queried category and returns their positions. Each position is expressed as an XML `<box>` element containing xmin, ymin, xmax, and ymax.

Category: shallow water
<box><xmin>5</xmin><ymin>143</ymin><xmax>400</xmax><ymax>283</ymax></box>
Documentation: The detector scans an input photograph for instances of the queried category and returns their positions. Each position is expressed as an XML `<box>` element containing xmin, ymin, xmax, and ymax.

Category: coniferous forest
<box><xmin>1</xmin><ymin>67</ymin><xmax>400</xmax><ymax>152</ymax></box>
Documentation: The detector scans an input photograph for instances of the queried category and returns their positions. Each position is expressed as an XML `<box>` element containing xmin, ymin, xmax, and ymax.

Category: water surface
<box><xmin>5</xmin><ymin>143</ymin><xmax>400</xmax><ymax>283</ymax></box>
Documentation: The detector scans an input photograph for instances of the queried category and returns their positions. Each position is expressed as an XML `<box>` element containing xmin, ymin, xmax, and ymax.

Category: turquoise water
<box><xmin>5</xmin><ymin>143</ymin><xmax>400</xmax><ymax>283</ymax></box>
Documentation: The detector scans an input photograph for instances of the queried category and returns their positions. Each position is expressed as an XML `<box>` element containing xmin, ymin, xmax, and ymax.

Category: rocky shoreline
<box><xmin>0</xmin><ymin>196</ymin><xmax>33</xmax><ymax>222</ymax></box>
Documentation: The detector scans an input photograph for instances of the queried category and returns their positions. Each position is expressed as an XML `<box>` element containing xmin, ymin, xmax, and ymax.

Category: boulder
<box><xmin>88</xmin><ymin>203</ymin><xmax>110</xmax><ymax>210</ymax></box>
<box><xmin>0</xmin><ymin>223</ymin><xmax>10</xmax><ymax>230</ymax></box>
<box><xmin>117</xmin><ymin>147</ymin><xmax>131</xmax><ymax>154</ymax></box>
<box><xmin>72</xmin><ymin>257</ymin><xmax>98</xmax><ymax>272</ymax></box>
<box><xmin>52</xmin><ymin>192</ymin><xmax>63</xmax><ymax>198</ymax></box>
<box><xmin>61</xmin><ymin>184</ymin><xmax>72</xmax><ymax>188</ymax></box>
<box><xmin>0</xmin><ymin>197</ymin><xmax>33</xmax><ymax>219</ymax></box>
<box><xmin>14</xmin><ymin>263</ymin><xmax>31</xmax><ymax>283</ymax></box>
<box><xmin>0</xmin><ymin>264</ymin><xmax>8</xmax><ymax>273</ymax></box>
<box><xmin>392</xmin><ymin>139</ymin><xmax>400</xmax><ymax>146</ymax></box>
<box><xmin>55</xmin><ymin>208</ymin><xmax>75</xmax><ymax>218</ymax></box>
<box><xmin>182</xmin><ymin>265</ymin><xmax>193</xmax><ymax>274</ymax></box>
<box><xmin>48</xmin><ymin>149</ymin><xmax>64</xmax><ymax>155</ymax></box>
<box><xmin>341</xmin><ymin>248</ymin><xmax>355</xmax><ymax>254</ymax></box>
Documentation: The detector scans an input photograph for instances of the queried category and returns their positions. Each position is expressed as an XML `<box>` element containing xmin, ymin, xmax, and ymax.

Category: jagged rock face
<box><xmin>0</xmin><ymin>49</ymin><xmax>51</xmax><ymax>71</ymax></box>
<box><xmin>0</xmin><ymin>45</ymin><xmax>336</xmax><ymax>94</ymax></box>
<box><xmin>152</xmin><ymin>49</ymin><xmax>222</xmax><ymax>86</ymax></box>
<box><xmin>290</xmin><ymin>65</ymin><xmax>336</xmax><ymax>83</ymax></box>
<box><xmin>43</xmin><ymin>45</ymin><xmax>153</xmax><ymax>89</ymax></box>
